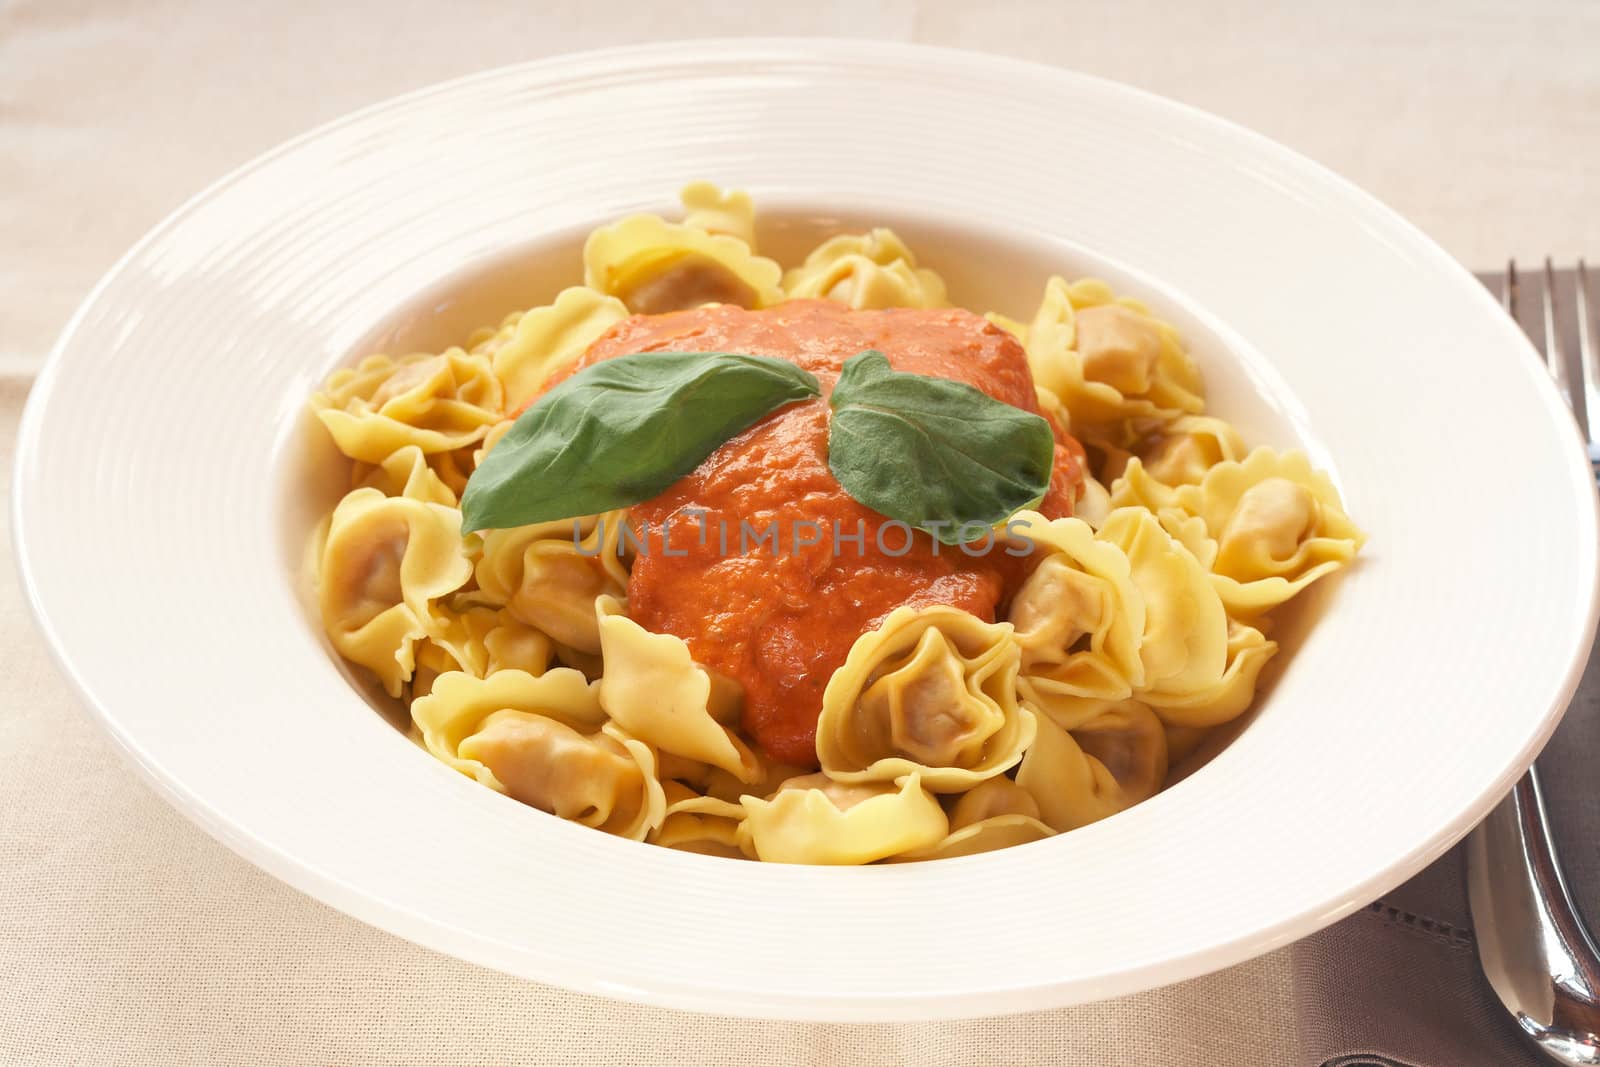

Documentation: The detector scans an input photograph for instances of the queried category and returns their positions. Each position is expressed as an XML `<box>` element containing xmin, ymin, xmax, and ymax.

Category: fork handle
<box><xmin>1467</xmin><ymin>764</ymin><xmax>1600</xmax><ymax>1060</ymax></box>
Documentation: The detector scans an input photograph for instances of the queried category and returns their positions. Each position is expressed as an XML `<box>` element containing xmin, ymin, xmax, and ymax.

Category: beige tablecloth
<box><xmin>4</xmin><ymin>2</ymin><xmax>1598</xmax><ymax>1063</ymax></box>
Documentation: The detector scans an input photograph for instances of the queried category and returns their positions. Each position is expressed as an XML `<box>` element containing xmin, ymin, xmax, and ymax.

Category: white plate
<box><xmin>14</xmin><ymin>40</ymin><xmax>1599</xmax><ymax>1021</ymax></box>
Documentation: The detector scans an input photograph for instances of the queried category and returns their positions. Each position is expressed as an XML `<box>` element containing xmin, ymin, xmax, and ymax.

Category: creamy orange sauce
<box><xmin>567</xmin><ymin>301</ymin><xmax>1083</xmax><ymax>766</ymax></box>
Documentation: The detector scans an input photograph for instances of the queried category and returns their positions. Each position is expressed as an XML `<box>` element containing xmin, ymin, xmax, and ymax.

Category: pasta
<box><xmin>312</xmin><ymin>349</ymin><xmax>503</xmax><ymax>462</ymax></box>
<box><xmin>319</xmin><ymin>487</ymin><xmax>473</xmax><ymax>697</ymax></box>
<box><xmin>409</xmin><ymin>599</ymin><xmax>555</xmax><ymax>700</ymax></box>
<box><xmin>890</xmin><ymin>777</ymin><xmax>1055</xmax><ymax>861</ymax></box>
<box><xmin>595</xmin><ymin>596</ymin><xmax>761</xmax><ymax>783</ymax></box>
<box><xmin>413</xmin><ymin>669</ymin><xmax>665</xmax><ymax>841</ymax></box>
<box><xmin>490</xmin><ymin>286</ymin><xmax>630</xmax><ymax>412</ymax></box>
<box><xmin>652</xmin><ymin>781</ymin><xmax>747</xmax><ymax>858</ymax></box>
<box><xmin>305</xmin><ymin>182</ymin><xmax>1363</xmax><ymax>863</ymax></box>
<box><xmin>1143</xmin><ymin>619</ymin><xmax>1278</xmax><ymax>729</ymax></box>
<box><xmin>781</xmin><ymin>228</ymin><xmax>948</xmax><ymax>309</ymax></box>
<box><xmin>1016</xmin><ymin>699</ymin><xmax>1168</xmax><ymax>832</ymax></box>
<box><xmin>1168</xmin><ymin>447</ymin><xmax>1366</xmax><ymax>615</ymax></box>
<box><xmin>1005</xmin><ymin>513</ymin><xmax>1146</xmax><ymax>724</ymax></box>
<box><xmin>583</xmin><ymin>186</ymin><xmax>783</xmax><ymax>314</ymax></box>
<box><xmin>1135</xmin><ymin>415</ymin><xmax>1247</xmax><ymax>488</ymax></box>
<box><xmin>815</xmin><ymin>606</ymin><xmax>1036</xmax><ymax>791</ymax></box>
<box><xmin>679</xmin><ymin>181</ymin><xmax>758</xmax><ymax>247</ymax></box>
<box><xmin>473</xmin><ymin>513</ymin><xmax>629</xmax><ymax>654</ymax></box>
<box><xmin>1009</xmin><ymin>276</ymin><xmax>1205</xmax><ymax>449</ymax></box>
<box><xmin>352</xmin><ymin>443</ymin><xmax>458</xmax><ymax>506</ymax></box>
<box><xmin>1097</xmin><ymin>507</ymin><xmax>1230</xmax><ymax>708</ymax></box>
<box><xmin>736</xmin><ymin>773</ymin><xmax>948</xmax><ymax>865</ymax></box>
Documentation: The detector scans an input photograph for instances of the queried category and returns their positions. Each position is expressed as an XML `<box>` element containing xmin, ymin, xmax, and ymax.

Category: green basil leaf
<box><xmin>461</xmin><ymin>351</ymin><xmax>820</xmax><ymax>532</ymax></box>
<box><xmin>827</xmin><ymin>350</ymin><xmax>1055</xmax><ymax>544</ymax></box>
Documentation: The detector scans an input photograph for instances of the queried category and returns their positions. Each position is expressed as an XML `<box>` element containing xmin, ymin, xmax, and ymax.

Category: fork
<box><xmin>1466</xmin><ymin>259</ymin><xmax>1600</xmax><ymax>1065</ymax></box>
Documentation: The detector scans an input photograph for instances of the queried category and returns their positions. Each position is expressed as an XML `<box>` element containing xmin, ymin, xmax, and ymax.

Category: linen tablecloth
<box><xmin>5</xmin><ymin>1</ymin><xmax>1599</xmax><ymax>1063</ymax></box>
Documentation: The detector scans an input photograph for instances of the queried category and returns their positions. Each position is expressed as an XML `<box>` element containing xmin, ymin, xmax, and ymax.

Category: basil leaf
<box><xmin>461</xmin><ymin>351</ymin><xmax>820</xmax><ymax>532</ymax></box>
<box><xmin>827</xmin><ymin>350</ymin><xmax>1055</xmax><ymax>544</ymax></box>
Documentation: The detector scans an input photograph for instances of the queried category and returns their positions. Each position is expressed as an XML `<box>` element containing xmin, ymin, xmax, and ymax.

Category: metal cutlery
<box><xmin>1466</xmin><ymin>259</ymin><xmax>1600</xmax><ymax>1065</ymax></box>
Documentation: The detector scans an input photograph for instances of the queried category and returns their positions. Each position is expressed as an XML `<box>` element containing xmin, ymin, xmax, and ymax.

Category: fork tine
<box><xmin>1543</xmin><ymin>258</ymin><xmax>1574</xmax><ymax>406</ymax></box>
<box><xmin>1579</xmin><ymin>259</ymin><xmax>1600</xmax><ymax>460</ymax></box>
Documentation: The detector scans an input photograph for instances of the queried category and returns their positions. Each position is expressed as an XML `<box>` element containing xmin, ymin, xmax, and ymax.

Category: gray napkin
<box><xmin>1290</xmin><ymin>267</ymin><xmax>1598</xmax><ymax>1066</ymax></box>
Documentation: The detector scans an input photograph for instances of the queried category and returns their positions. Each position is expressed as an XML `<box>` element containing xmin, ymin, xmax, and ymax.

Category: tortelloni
<box><xmin>1088</xmin><ymin>508</ymin><xmax>1273</xmax><ymax>735</ymax></box>
<box><xmin>890</xmin><ymin>777</ymin><xmax>1056</xmax><ymax>862</ymax></box>
<box><xmin>1154</xmin><ymin>447</ymin><xmax>1364</xmax><ymax>616</ymax></box>
<box><xmin>351</xmin><ymin>443</ymin><xmax>459</xmax><ymax>508</ymax></box>
<box><xmin>679</xmin><ymin>181</ymin><xmax>757</xmax><ymax>246</ymax></box>
<box><xmin>736</xmin><ymin>773</ymin><xmax>948</xmax><ymax>865</ymax></box>
<box><xmin>595</xmin><ymin>597</ymin><xmax>760</xmax><ymax>784</ymax></box>
<box><xmin>1105</xmin><ymin>456</ymin><xmax>1181</xmax><ymax>514</ymax></box>
<box><xmin>488</xmin><ymin>286</ymin><xmax>629</xmax><ymax>412</ymax></box>
<box><xmin>1096</xmin><ymin>507</ymin><xmax>1230</xmax><ymax>709</ymax></box>
<box><xmin>1133</xmin><ymin>415</ymin><xmax>1245</xmax><ymax>488</ymax></box>
<box><xmin>473</xmin><ymin>513</ymin><xmax>630</xmax><ymax>654</ymax></box>
<box><xmin>651</xmin><ymin>781</ymin><xmax>746</xmax><ymax>858</ymax></box>
<box><xmin>781</xmin><ymin>228</ymin><xmax>949</xmax><ymax>309</ymax></box>
<box><xmin>412</xmin><ymin>669</ymin><xmax>666</xmax><ymax>841</ymax></box>
<box><xmin>319</xmin><ymin>487</ymin><xmax>473</xmax><ymax>697</ymax></box>
<box><xmin>1018</xmin><ymin>275</ymin><xmax>1204</xmax><ymax>448</ymax></box>
<box><xmin>583</xmin><ymin>184</ymin><xmax>783</xmax><ymax>314</ymax></box>
<box><xmin>312</xmin><ymin>349</ymin><xmax>504</xmax><ymax>463</ymax></box>
<box><xmin>1004</xmin><ymin>512</ymin><xmax>1146</xmax><ymax>722</ymax></box>
<box><xmin>409</xmin><ymin>599</ymin><xmax>554</xmax><ymax>701</ymax></box>
<box><xmin>305</xmin><ymin>182</ymin><xmax>1364</xmax><ymax>863</ymax></box>
<box><xmin>1142</xmin><ymin>619</ymin><xmax>1278</xmax><ymax>729</ymax></box>
<box><xmin>1016</xmin><ymin>700</ymin><xmax>1169</xmax><ymax>832</ymax></box>
<box><xmin>655</xmin><ymin>749</ymin><xmax>807</xmax><ymax>808</ymax></box>
<box><xmin>816</xmin><ymin>607</ymin><xmax>1035</xmax><ymax>790</ymax></box>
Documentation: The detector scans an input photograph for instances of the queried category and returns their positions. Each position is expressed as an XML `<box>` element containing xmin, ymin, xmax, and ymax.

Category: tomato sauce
<box><xmin>568</xmin><ymin>301</ymin><xmax>1083</xmax><ymax>767</ymax></box>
